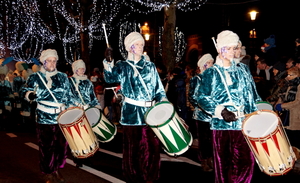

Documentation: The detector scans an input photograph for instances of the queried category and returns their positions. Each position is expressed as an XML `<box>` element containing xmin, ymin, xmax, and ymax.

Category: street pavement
<box><xmin>1</xmin><ymin>115</ymin><xmax>300</xmax><ymax>183</ymax></box>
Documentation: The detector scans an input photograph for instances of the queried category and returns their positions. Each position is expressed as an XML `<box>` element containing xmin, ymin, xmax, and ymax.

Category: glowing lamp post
<box><xmin>249</xmin><ymin>10</ymin><xmax>258</xmax><ymax>38</ymax></box>
<box><xmin>249</xmin><ymin>10</ymin><xmax>258</xmax><ymax>21</ymax></box>
<box><xmin>141</xmin><ymin>22</ymin><xmax>150</xmax><ymax>41</ymax></box>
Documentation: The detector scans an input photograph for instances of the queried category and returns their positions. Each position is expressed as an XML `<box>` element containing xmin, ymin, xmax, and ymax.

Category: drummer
<box><xmin>22</xmin><ymin>49</ymin><xmax>76</xmax><ymax>183</ymax></box>
<box><xmin>103</xmin><ymin>32</ymin><xmax>167</xmax><ymax>183</ymax></box>
<box><xmin>69</xmin><ymin>59</ymin><xmax>101</xmax><ymax>167</ymax></box>
<box><xmin>195</xmin><ymin>30</ymin><xmax>261</xmax><ymax>183</ymax></box>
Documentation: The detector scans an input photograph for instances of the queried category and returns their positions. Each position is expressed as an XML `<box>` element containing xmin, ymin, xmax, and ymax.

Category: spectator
<box><xmin>262</xmin><ymin>34</ymin><xmax>278</xmax><ymax>67</ymax></box>
<box><xmin>266</xmin><ymin>61</ymin><xmax>288</xmax><ymax>106</ymax></box>
<box><xmin>275</xmin><ymin>66</ymin><xmax>300</xmax><ymax>149</ymax></box>
<box><xmin>254</xmin><ymin>58</ymin><xmax>274</xmax><ymax>101</ymax></box>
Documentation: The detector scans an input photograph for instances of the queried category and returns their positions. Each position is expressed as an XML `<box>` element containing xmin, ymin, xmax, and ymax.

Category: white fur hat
<box><xmin>72</xmin><ymin>59</ymin><xmax>86</xmax><ymax>74</ymax></box>
<box><xmin>0</xmin><ymin>58</ymin><xmax>8</xmax><ymax>75</ymax></box>
<box><xmin>198</xmin><ymin>54</ymin><xmax>214</xmax><ymax>69</ymax></box>
<box><xmin>216</xmin><ymin>30</ymin><xmax>239</xmax><ymax>51</ymax></box>
<box><xmin>39</xmin><ymin>49</ymin><xmax>59</xmax><ymax>64</ymax></box>
<box><xmin>124</xmin><ymin>32</ymin><xmax>145</xmax><ymax>52</ymax></box>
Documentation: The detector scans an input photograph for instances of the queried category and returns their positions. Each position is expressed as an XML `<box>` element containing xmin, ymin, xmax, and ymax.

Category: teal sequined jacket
<box><xmin>22</xmin><ymin>69</ymin><xmax>76</xmax><ymax>124</ymax></box>
<box><xmin>189</xmin><ymin>74</ymin><xmax>212</xmax><ymax>123</ymax></box>
<box><xmin>68</xmin><ymin>76</ymin><xmax>100</xmax><ymax>108</ymax></box>
<box><xmin>195</xmin><ymin>57</ymin><xmax>261</xmax><ymax>130</ymax></box>
<box><xmin>103</xmin><ymin>55</ymin><xmax>166</xmax><ymax>126</ymax></box>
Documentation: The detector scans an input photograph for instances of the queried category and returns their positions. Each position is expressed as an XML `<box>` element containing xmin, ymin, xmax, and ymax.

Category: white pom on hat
<box><xmin>72</xmin><ymin>59</ymin><xmax>86</xmax><ymax>74</ymax></box>
<box><xmin>197</xmin><ymin>54</ymin><xmax>214</xmax><ymax>69</ymax></box>
<box><xmin>39</xmin><ymin>49</ymin><xmax>59</xmax><ymax>64</ymax></box>
<box><xmin>216</xmin><ymin>30</ymin><xmax>239</xmax><ymax>52</ymax></box>
<box><xmin>124</xmin><ymin>32</ymin><xmax>145</xmax><ymax>52</ymax></box>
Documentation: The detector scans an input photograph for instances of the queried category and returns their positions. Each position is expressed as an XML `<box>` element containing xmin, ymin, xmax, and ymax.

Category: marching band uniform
<box><xmin>22</xmin><ymin>49</ymin><xmax>76</xmax><ymax>183</ymax></box>
<box><xmin>195</xmin><ymin>31</ymin><xmax>261</xmax><ymax>183</ymax></box>
<box><xmin>103</xmin><ymin>32</ymin><xmax>166</xmax><ymax>183</ymax></box>
<box><xmin>190</xmin><ymin>54</ymin><xmax>214</xmax><ymax>172</ymax></box>
<box><xmin>69</xmin><ymin>59</ymin><xmax>101</xmax><ymax>167</ymax></box>
<box><xmin>69</xmin><ymin>59</ymin><xmax>100</xmax><ymax>110</ymax></box>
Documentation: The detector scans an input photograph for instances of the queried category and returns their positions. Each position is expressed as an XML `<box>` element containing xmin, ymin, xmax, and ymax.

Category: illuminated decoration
<box><xmin>0</xmin><ymin>0</ymin><xmax>203</xmax><ymax>64</ymax></box>
<box><xmin>0</xmin><ymin>42</ymin><xmax>5</xmax><ymax>58</ymax></box>
<box><xmin>0</xmin><ymin>0</ymin><xmax>55</xmax><ymax>62</ymax></box>
<box><xmin>13</xmin><ymin>36</ymin><xmax>44</xmax><ymax>62</ymax></box>
<box><xmin>128</xmin><ymin>0</ymin><xmax>208</xmax><ymax>12</ymax></box>
<box><xmin>119</xmin><ymin>21</ymin><xmax>141</xmax><ymax>60</ymax></box>
<box><xmin>158</xmin><ymin>27</ymin><xmax>186</xmax><ymax>63</ymax></box>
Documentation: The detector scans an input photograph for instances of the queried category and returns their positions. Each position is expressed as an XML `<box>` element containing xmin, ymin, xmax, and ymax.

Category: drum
<box><xmin>85</xmin><ymin>107</ymin><xmax>117</xmax><ymax>143</ymax></box>
<box><xmin>242</xmin><ymin>110</ymin><xmax>297</xmax><ymax>176</ymax></box>
<box><xmin>144</xmin><ymin>101</ymin><xmax>193</xmax><ymax>156</ymax></box>
<box><xmin>256</xmin><ymin>101</ymin><xmax>273</xmax><ymax>111</ymax></box>
<box><xmin>57</xmin><ymin>107</ymin><xmax>99</xmax><ymax>158</ymax></box>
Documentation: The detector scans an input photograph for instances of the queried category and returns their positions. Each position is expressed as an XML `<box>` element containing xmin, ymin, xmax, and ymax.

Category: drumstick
<box><xmin>238</xmin><ymin>110</ymin><xmax>262</xmax><ymax>118</ymax></box>
<box><xmin>212</xmin><ymin>37</ymin><xmax>218</xmax><ymax>51</ymax></box>
<box><xmin>102</xmin><ymin>23</ymin><xmax>110</xmax><ymax>48</ymax></box>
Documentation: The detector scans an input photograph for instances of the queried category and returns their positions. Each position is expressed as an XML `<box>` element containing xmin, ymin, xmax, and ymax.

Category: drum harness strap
<box><xmin>213</xmin><ymin>66</ymin><xmax>244</xmax><ymax>118</ymax></box>
<box><xmin>70</xmin><ymin>77</ymin><xmax>89</xmax><ymax>110</ymax></box>
<box><xmin>124</xmin><ymin>61</ymin><xmax>155</xmax><ymax>107</ymax></box>
<box><xmin>36</xmin><ymin>72</ymin><xmax>65</xmax><ymax>114</ymax></box>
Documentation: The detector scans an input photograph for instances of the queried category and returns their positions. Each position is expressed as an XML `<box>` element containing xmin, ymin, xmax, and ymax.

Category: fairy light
<box><xmin>1</xmin><ymin>0</ymin><xmax>204</xmax><ymax>64</ymax></box>
<box><xmin>158</xmin><ymin>26</ymin><xmax>186</xmax><ymax>63</ymax></box>
<box><xmin>128</xmin><ymin>0</ymin><xmax>207</xmax><ymax>12</ymax></box>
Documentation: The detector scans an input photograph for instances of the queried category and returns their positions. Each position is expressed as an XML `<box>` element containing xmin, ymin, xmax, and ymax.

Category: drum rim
<box><xmin>144</xmin><ymin>101</ymin><xmax>176</xmax><ymax>127</ymax></box>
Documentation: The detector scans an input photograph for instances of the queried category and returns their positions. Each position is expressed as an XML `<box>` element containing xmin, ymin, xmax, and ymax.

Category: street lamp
<box><xmin>249</xmin><ymin>10</ymin><xmax>258</xmax><ymax>38</ymax></box>
<box><xmin>140</xmin><ymin>22</ymin><xmax>150</xmax><ymax>41</ymax></box>
<box><xmin>249</xmin><ymin>10</ymin><xmax>258</xmax><ymax>21</ymax></box>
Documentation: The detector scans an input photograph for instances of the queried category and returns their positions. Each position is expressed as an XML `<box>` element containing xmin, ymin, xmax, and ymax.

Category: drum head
<box><xmin>243</xmin><ymin>111</ymin><xmax>278</xmax><ymax>138</ymax></box>
<box><xmin>85</xmin><ymin>107</ymin><xmax>101</xmax><ymax>126</ymax></box>
<box><xmin>145</xmin><ymin>102</ymin><xmax>174</xmax><ymax>126</ymax></box>
<box><xmin>256</xmin><ymin>101</ymin><xmax>273</xmax><ymax>110</ymax></box>
<box><xmin>58</xmin><ymin>107</ymin><xmax>83</xmax><ymax>124</ymax></box>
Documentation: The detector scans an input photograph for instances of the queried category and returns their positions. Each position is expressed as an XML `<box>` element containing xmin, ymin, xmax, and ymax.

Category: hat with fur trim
<box><xmin>124</xmin><ymin>32</ymin><xmax>145</xmax><ymax>52</ymax></box>
<box><xmin>39</xmin><ymin>49</ymin><xmax>59</xmax><ymax>64</ymax></box>
<box><xmin>198</xmin><ymin>54</ymin><xmax>214</xmax><ymax>69</ymax></box>
<box><xmin>216</xmin><ymin>30</ymin><xmax>239</xmax><ymax>52</ymax></box>
<box><xmin>0</xmin><ymin>58</ymin><xmax>8</xmax><ymax>75</ymax></box>
<box><xmin>72</xmin><ymin>59</ymin><xmax>86</xmax><ymax>74</ymax></box>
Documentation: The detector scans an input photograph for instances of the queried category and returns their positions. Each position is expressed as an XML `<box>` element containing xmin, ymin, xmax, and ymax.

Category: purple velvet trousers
<box><xmin>212</xmin><ymin>130</ymin><xmax>255</xmax><ymax>183</ymax></box>
<box><xmin>36</xmin><ymin>123</ymin><xmax>68</xmax><ymax>174</ymax></box>
<box><xmin>122</xmin><ymin>125</ymin><xmax>161</xmax><ymax>183</ymax></box>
